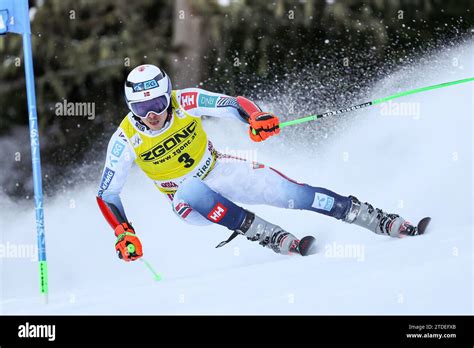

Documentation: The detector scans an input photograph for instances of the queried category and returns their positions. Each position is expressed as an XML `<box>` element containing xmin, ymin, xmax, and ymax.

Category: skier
<box><xmin>97</xmin><ymin>64</ymin><xmax>429</xmax><ymax>262</ymax></box>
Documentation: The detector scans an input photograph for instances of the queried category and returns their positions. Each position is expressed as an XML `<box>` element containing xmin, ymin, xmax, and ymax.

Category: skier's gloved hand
<box><xmin>114</xmin><ymin>222</ymin><xmax>143</xmax><ymax>262</ymax></box>
<box><xmin>248</xmin><ymin>111</ymin><xmax>280</xmax><ymax>142</ymax></box>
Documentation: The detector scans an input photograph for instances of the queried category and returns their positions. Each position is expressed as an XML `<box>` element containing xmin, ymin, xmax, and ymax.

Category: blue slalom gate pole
<box><xmin>0</xmin><ymin>0</ymin><xmax>48</xmax><ymax>302</ymax></box>
<box><xmin>22</xmin><ymin>8</ymin><xmax>49</xmax><ymax>303</ymax></box>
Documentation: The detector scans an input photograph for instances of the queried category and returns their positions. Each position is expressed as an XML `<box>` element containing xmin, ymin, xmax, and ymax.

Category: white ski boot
<box><xmin>217</xmin><ymin>211</ymin><xmax>317</xmax><ymax>256</ymax></box>
<box><xmin>344</xmin><ymin>196</ymin><xmax>430</xmax><ymax>237</ymax></box>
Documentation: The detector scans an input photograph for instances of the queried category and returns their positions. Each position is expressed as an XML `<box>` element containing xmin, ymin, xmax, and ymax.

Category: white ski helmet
<box><xmin>124</xmin><ymin>64</ymin><xmax>172</xmax><ymax>118</ymax></box>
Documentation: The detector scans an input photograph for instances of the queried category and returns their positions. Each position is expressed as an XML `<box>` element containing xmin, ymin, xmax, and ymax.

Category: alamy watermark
<box><xmin>379</xmin><ymin>100</ymin><xmax>420</xmax><ymax>119</ymax></box>
<box><xmin>0</xmin><ymin>242</ymin><xmax>37</xmax><ymax>261</ymax></box>
<box><xmin>18</xmin><ymin>322</ymin><xmax>55</xmax><ymax>341</ymax></box>
<box><xmin>324</xmin><ymin>242</ymin><xmax>365</xmax><ymax>262</ymax></box>
<box><xmin>218</xmin><ymin>147</ymin><xmax>258</xmax><ymax>163</ymax></box>
<box><xmin>55</xmin><ymin>99</ymin><xmax>95</xmax><ymax>120</ymax></box>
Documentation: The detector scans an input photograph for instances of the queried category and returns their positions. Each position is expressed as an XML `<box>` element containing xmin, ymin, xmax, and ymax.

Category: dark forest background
<box><xmin>0</xmin><ymin>0</ymin><xmax>472</xmax><ymax>199</ymax></box>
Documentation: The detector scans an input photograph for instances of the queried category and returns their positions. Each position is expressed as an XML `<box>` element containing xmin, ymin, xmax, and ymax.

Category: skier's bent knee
<box><xmin>176</xmin><ymin>177</ymin><xmax>315</xmax><ymax>255</ymax></box>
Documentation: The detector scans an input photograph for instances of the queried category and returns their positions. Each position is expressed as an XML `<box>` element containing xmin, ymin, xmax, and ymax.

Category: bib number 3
<box><xmin>178</xmin><ymin>153</ymin><xmax>195</xmax><ymax>168</ymax></box>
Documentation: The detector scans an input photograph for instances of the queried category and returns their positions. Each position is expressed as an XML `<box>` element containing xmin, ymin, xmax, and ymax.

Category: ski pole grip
<box><xmin>127</xmin><ymin>244</ymin><xmax>136</xmax><ymax>254</ymax></box>
<box><xmin>251</xmin><ymin>125</ymin><xmax>281</xmax><ymax>135</ymax></box>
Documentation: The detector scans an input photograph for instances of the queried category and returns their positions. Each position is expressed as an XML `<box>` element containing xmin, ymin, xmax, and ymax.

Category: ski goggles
<box><xmin>130</xmin><ymin>95</ymin><xmax>170</xmax><ymax>118</ymax></box>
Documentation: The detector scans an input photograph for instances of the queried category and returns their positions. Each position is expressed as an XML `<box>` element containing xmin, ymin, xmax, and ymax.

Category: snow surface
<box><xmin>1</xmin><ymin>43</ymin><xmax>472</xmax><ymax>315</ymax></box>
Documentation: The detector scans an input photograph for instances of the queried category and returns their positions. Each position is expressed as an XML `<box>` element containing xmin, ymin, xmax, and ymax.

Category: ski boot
<box><xmin>234</xmin><ymin>211</ymin><xmax>317</xmax><ymax>256</ymax></box>
<box><xmin>343</xmin><ymin>196</ymin><xmax>431</xmax><ymax>237</ymax></box>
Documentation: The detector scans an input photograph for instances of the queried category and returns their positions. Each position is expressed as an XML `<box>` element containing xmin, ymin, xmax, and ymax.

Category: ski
<box><xmin>297</xmin><ymin>236</ymin><xmax>317</xmax><ymax>256</ymax></box>
<box><xmin>400</xmin><ymin>216</ymin><xmax>431</xmax><ymax>236</ymax></box>
<box><xmin>416</xmin><ymin>217</ymin><xmax>432</xmax><ymax>235</ymax></box>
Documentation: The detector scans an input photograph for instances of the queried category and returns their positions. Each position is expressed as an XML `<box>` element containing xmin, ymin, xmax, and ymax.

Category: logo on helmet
<box><xmin>132</xmin><ymin>79</ymin><xmax>159</xmax><ymax>92</ymax></box>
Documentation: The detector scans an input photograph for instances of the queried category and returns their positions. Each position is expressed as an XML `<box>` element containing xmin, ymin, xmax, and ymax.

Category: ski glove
<box><xmin>114</xmin><ymin>223</ymin><xmax>143</xmax><ymax>262</ymax></box>
<box><xmin>248</xmin><ymin>111</ymin><xmax>280</xmax><ymax>142</ymax></box>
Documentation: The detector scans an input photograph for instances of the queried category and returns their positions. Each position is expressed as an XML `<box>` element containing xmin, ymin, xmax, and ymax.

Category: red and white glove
<box><xmin>114</xmin><ymin>222</ymin><xmax>143</xmax><ymax>262</ymax></box>
<box><xmin>248</xmin><ymin>111</ymin><xmax>280</xmax><ymax>142</ymax></box>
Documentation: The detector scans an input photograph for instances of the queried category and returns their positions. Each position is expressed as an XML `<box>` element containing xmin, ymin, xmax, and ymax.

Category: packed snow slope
<box><xmin>1</xmin><ymin>43</ymin><xmax>472</xmax><ymax>314</ymax></box>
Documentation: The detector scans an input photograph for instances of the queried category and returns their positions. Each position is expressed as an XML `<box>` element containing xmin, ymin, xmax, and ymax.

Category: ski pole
<box><xmin>252</xmin><ymin>77</ymin><xmax>474</xmax><ymax>133</ymax></box>
<box><xmin>139</xmin><ymin>257</ymin><xmax>162</xmax><ymax>281</ymax></box>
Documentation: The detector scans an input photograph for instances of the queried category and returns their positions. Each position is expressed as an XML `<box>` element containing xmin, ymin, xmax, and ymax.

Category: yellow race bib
<box><xmin>119</xmin><ymin>91</ymin><xmax>208</xmax><ymax>182</ymax></box>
